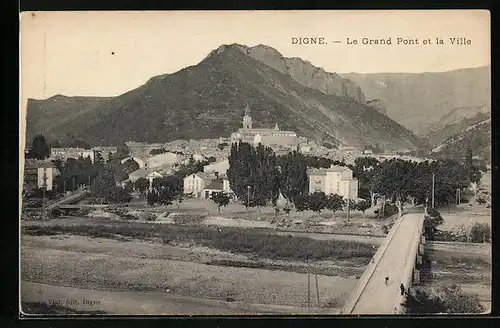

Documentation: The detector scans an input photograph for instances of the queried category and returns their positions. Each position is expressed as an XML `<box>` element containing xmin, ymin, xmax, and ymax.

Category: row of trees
<box><xmin>227</xmin><ymin>142</ymin><xmax>482</xmax><ymax>216</ymax></box>
<box><xmin>292</xmin><ymin>192</ymin><xmax>371</xmax><ymax>218</ymax></box>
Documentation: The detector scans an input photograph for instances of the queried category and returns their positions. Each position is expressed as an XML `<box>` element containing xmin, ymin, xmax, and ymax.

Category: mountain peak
<box><xmin>203</xmin><ymin>43</ymin><xmax>366</xmax><ymax>103</ymax></box>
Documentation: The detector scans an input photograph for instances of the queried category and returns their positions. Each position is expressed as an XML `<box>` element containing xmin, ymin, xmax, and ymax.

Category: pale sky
<box><xmin>20</xmin><ymin>10</ymin><xmax>490</xmax><ymax>102</ymax></box>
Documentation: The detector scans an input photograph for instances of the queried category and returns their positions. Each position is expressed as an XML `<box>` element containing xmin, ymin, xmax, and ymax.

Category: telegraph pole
<box><xmin>431</xmin><ymin>173</ymin><xmax>435</xmax><ymax>209</ymax></box>
<box><xmin>346</xmin><ymin>181</ymin><xmax>351</xmax><ymax>222</ymax></box>
<box><xmin>246</xmin><ymin>185</ymin><xmax>251</xmax><ymax>212</ymax></box>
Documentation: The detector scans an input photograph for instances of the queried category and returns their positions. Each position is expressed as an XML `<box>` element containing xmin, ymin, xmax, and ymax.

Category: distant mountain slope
<box><xmin>426</xmin><ymin>105</ymin><xmax>490</xmax><ymax>146</ymax></box>
<box><xmin>26</xmin><ymin>95</ymin><xmax>112</xmax><ymax>143</ymax></box>
<box><xmin>431</xmin><ymin>118</ymin><xmax>491</xmax><ymax>162</ymax></box>
<box><xmin>342</xmin><ymin>67</ymin><xmax>491</xmax><ymax>135</ymax></box>
<box><xmin>26</xmin><ymin>43</ymin><xmax>422</xmax><ymax>151</ymax></box>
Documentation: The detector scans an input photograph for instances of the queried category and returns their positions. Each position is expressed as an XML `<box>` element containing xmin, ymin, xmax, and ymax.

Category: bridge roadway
<box><xmin>46</xmin><ymin>188</ymin><xmax>89</xmax><ymax>210</ymax></box>
<box><xmin>341</xmin><ymin>212</ymin><xmax>424</xmax><ymax>315</ymax></box>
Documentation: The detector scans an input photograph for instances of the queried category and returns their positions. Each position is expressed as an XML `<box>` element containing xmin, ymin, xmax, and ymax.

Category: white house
<box><xmin>203</xmin><ymin>159</ymin><xmax>230</xmax><ymax>177</ymax></box>
<box><xmin>129</xmin><ymin>169</ymin><xmax>162</xmax><ymax>184</ymax></box>
<box><xmin>308</xmin><ymin>165</ymin><xmax>358</xmax><ymax>199</ymax></box>
<box><xmin>202</xmin><ymin>178</ymin><xmax>234</xmax><ymax>200</ymax></box>
<box><xmin>183</xmin><ymin>172</ymin><xmax>216</xmax><ymax>198</ymax></box>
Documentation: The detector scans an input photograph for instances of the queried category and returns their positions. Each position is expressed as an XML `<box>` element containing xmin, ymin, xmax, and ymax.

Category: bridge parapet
<box><xmin>341</xmin><ymin>214</ymin><xmax>405</xmax><ymax>314</ymax></box>
<box><xmin>341</xmin><ymin>213</ymin><xmax>425</xmax><ymax>315</ymax></box>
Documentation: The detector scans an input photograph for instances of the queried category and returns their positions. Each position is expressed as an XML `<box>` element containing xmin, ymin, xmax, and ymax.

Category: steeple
<box><xmin>243</xmin><ymin>104</ymin><xmax>252</xmax><ymax>130</ymax></box>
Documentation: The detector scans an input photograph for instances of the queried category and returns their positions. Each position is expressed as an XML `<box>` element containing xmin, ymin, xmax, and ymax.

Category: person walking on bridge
<box><xmin>400</xmin><ymin>283</ymin><xmax>405</xmax><ymax>296</ymax></box>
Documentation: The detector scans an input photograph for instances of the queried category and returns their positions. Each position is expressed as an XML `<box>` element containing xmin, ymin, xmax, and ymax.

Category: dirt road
<box><xmin>22</xmin><ymin>281</ymin><xmax>339</xmax><ymax>315</ymax></box>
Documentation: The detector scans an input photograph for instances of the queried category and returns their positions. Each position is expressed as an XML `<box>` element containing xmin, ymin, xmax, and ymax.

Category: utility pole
<box><xmin>307</xmin><ymin>257</ymin><xmax>311</xmax><ymax>314</ymax></box>
<box><xmin>347</xmin><ymin>180</ymin><xmax>351</xmax><ymax>222</ymax></box>
<box><xmin>431</xmin><ymin>173</ymin><xmax>435</xmax><ymax>209</ymax></box>
<box><xmin>246</xmin><ymin>185</ymin><xmax>251</xmax><ymax>212</ymax></box>
<box><xmin>315</xmin><ymin>273</ymin><xmax>320</xmax><ymax>307</ymax></box>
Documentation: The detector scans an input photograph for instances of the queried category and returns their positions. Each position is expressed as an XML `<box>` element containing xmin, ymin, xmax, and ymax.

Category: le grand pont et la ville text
<box><xmin>291</xmin><ymin>37</ymin><xmax>472</xmax><ymax>45</ymax></box>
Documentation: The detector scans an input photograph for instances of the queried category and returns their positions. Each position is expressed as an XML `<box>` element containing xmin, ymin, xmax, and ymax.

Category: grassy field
<box><xmin>22</xmin><ymin>220</ymin><xmax>375</xmax><ymax>262</ymax></box>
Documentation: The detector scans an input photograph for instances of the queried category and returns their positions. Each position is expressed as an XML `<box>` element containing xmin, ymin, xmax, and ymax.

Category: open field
<box><xmin>21</xmin><ymin>233</ymin><xmax>357</xmax><ymax>314</ymax></box>
<box><xmin>21</xmin><ymin>215</ymin><xmax>372</xmax><ymax>315</ymax></box>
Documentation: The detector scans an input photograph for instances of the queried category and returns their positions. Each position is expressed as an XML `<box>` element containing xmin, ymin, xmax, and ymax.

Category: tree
<box><xmin>211</xmin><ymin>192</ymin><xmax>230</xmax><ymax>214</ymax></box>
<box><xmin>373</xmin><ymin>159</ymin><xmax>413</xmax><ymax>216</ymax></box>
<box><xmin>353</xmin><ymin>157</ymin><xmax>380</xmax><ymax>206</ymax></box>
<box><xmin>293</xmin><ymin>193</ymin><xmax>309</xmax><ymax>214</ymax></box>
<box><xmin>354</xmin><ymin>199</ymin><xmax>371</xmax><ymax>218</ymax></box>
<box><xmin>404</xmin><ymin>285</ymin><xmax>484</xmax><ymax>314</ymax></box>
<box><xmin>227</xmin><ymin>142</ymin><xmax>279</xmax><ymax>209</ymax></box>
<box><xmin>71</xmin><ymin>139</ymin><xmax>91</xmax><ymax>149</ymax></box>
<box><xmin>325</xmin><ymin>194</ymin><xmax>344</xmax><ymax>219</ymax></box>
<box><xmin>123</xmin><ymin>180</ymin><xmax>134</xmax><ymax>194</ymax></box>
<box><xmin>277</xmin><ymin>151</ymin><xmax>308</xmax><ymax>203</ymax></box>
<box><xmin>115</xmin><ymin>143</ymin><xmax>130</xmax><ymax>160</ymax></box>
<box><xmin>469</xmin><ymin>223</ymin><xmax>491</xmax><ymax>243</ymax></box>
<box><xmin>94</xmin><ymin>150</ymin><xmax>105</xmax><ymax>166</ymax></box>
<box><xmin>147</xmin><ymin>191</ymin><xmax>159</xmax><ymax>206</ymax></box>
<box><xmin>134</xmin><ymin>177</ymin><xmax>150</xmax><ymax>196</ymax></box>
<box><xmin>423</xmin><ymin>208</ymin><xmax>444</xmax><ymax>240</ymax></box>
<box><xmin>308</xmin><ymin>192</ymin><xmax>328</xmax><ymax>214</ymax></box>
<box><xmin>150</xmin><ymin>148</ymin><xmax>167</xmax><ymax>155</ymax></box>
<box><xmin>28</xmin><ymin>134</ymin><xmax>50</xmax><ymax>160</ymax></box>
<box><xmin>90</xmin><ymin>167</ymin><xmax>116</xmax><ymax>201</ymax></box>
<box><xmin>152</xmin><ymin>175</ymin><xmax>182</xmax><ymax>206</ymax></box>
<box><xmin>217</xmin><ymin>143</ymin><xmax>228</xmax><ymax>150</ymax></box>
<box><xmin>111</xmin><ymin>187</ymin><xmax>132</xmax><ymax>203</ymax></box>
<box><xmin>50</xmin><ymin>140</ymin><xmax>62</xmax><ymax>148</ymax></box>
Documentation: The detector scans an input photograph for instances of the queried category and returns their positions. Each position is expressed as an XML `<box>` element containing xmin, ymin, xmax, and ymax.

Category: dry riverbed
<box><xmin>21</xmin><ymin>231</ymin><xmax>362</xmax><ymax>314</ymax></box>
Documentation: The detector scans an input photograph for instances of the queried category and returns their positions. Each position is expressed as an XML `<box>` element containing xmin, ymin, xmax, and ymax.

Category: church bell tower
<box><xmin>243</xmin><ymin>104</ymin><xmax>253</xmax><ymax>130</ymax></box>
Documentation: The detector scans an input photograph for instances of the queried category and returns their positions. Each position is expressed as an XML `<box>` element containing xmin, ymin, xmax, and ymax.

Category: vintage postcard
<box><xmin>19</xmin><ymin>10</ymin><xmax>491</xmax><ymax>316</ymax></box>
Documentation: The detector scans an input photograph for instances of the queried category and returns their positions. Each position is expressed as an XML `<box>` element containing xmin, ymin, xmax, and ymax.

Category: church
<box><xmin>230</xmin><ymin>105</ymin><xmax>298</xmax><ymax>147</ymax></box>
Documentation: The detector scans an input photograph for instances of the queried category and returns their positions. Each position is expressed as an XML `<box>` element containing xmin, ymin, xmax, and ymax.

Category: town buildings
<box><xmin>230</xmin><ymin>105</ymin><xmax>298</xmax><ymax>147</ymax></box>
<box><xmin>308</xmin><ymin>165</ymin><xmax>358</xmax><ymax>199</ymax></box>
<box><xmin>91</xmin><ymin>146</ymin><xmax>118</xmax><ymax>162</ymax></box>
<box><xmin>50</xmin><ymin>148</ymin><xmax>95</xmax><ymax>163</ymax></box>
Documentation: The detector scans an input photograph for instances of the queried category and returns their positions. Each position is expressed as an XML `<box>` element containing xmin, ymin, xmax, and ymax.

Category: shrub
<box><xmin>424</xmin><ymin>208</ymin><xmax>444</xmax><ymax>240</ymax></box>
<box><xmin>476</xmin><ymin>197</ymin><xmax>487</xmax><ymax>204</ymax></box>
<box><xmin>403</xmin><ymin>285</ymin><xmax>485</xmax><ymax>314</ymax></box>
<box><xmin>469</xmin><ymin>223</ymin><xmax>491</xmax><ymax>243</ymax></box>
<box><xmin>21</xmin><ymin>223</ymin><xmax>375</xmax><ymax>262</ymax></box>
<box><xmin>49</xmin><ymin>208</ymin><xmax>62</xmax><ymax>219</ymax></box>
<box><xmin>373</xmin><ymin>203</ymin><xmax>398</xmax><ymax>218</ymax></box>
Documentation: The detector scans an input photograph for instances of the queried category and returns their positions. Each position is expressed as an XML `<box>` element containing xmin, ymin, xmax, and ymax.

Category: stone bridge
<box><xmin>341</xmin><ymin>213</ymin><xmax>425</xmax><ymax>315</ymax></box>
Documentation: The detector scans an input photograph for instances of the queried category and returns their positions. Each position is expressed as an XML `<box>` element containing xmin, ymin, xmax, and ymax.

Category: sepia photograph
<box><xmin>19</xmin><ymin>10</ymin><xmax>491</xmax><ymax>316</ymax></box>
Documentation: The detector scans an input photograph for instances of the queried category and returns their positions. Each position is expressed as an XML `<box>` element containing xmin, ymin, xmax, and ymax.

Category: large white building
<box><xmin>308</xmin><ymin>165</ymin><xmax>358</xmax><ymax>199</ymax></box>
<box><xmin>230</xmin><ymin>105</ymin><xmax>298</xmax><ymax>147</ymax></box>
<box><xmin>51</xmin><ymin>148</ymin><xmax>95</xmax><ymax>163</ymax></box>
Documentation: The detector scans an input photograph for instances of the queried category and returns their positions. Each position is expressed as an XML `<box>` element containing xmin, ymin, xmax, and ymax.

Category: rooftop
<box><xmin>204</xmin><ymin>179</ymin><xmax>224</xmax><ymax>190</ymax></box>
<box><xmin>308</xmin><ymin>165</ymin><xmax>350</xmax><ymax>175</ymax></box>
